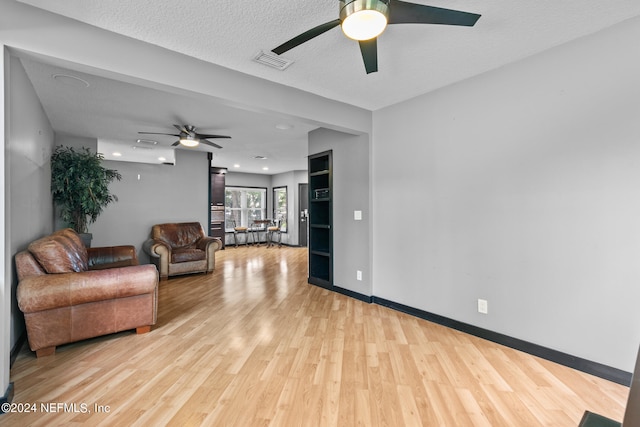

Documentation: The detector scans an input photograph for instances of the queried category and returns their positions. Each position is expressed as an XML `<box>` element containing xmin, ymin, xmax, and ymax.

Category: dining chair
<box><xmin>228</xmin><ymin>218</ymin><xmax>252</xmax><ymax>247</ymax></box>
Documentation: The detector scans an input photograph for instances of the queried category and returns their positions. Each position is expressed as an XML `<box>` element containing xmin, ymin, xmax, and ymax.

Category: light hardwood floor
<box><xmin>3</xmin><ymin>246</ymin><xmax>629</xmax><ymax>426</ymax></box>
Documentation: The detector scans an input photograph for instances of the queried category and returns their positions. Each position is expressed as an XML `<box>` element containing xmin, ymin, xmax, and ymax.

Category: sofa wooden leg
<box><xmin>136</xmin><ymin>326</ymin><xmax>151</xmax><ymax>334</ymax></box>
<box><xmin>36</xmin><ymin>347</ymin><xmax>55</xmax><ymax>358</ymax></box>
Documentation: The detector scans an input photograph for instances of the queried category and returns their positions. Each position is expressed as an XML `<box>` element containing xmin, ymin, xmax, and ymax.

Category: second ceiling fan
<box><xmin>139</xmin><ymin>124</ymin><xmax>231</xmax><ymax>149</ymax></box>
<box><xmin>271</xmin><ymin>0</ymin><xmax>481</xmax><ymax>74</ymax></box>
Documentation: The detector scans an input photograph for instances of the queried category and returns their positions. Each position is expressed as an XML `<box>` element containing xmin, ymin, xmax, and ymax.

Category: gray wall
<box><xmin>309</xmin><ymin>128</ymin><xmax>371</xmax><ymax>296</ymax></box>
<box><xmin>89</xmin><ymin>150</ymin><xmax>210</xmax><ymax>263</ymax></box>
<box><xmin>225</xmin><ymin>171</ymin><xmax>272</xmax><ymax>189</ymax></box>
<box><xmin>372</xmin><ymin>16</ymin><xmax>640</xmax><ymax>372</ymax></box>
<box><xmin>6</xmin><ymin>56</ymin><xmax>55</xmax><ymax>353</ymax></box>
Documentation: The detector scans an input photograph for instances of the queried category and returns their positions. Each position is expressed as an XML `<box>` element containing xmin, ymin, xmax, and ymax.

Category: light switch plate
<box><xmin>478</xmin><ymin>299</ymin><xmax>488</xmax><ymax>314</ymax></box>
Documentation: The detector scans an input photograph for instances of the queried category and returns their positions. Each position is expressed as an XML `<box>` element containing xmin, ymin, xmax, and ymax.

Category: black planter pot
<box><xmin>78</xmin><ymin>233</ymin><xmax>93</xmax><ymax>248</ymax></box>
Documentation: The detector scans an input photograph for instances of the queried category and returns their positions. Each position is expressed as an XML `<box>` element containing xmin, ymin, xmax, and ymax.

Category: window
<box><xmin>225</xmin><ymin>187</ymin><xmax>266</xmax><ymax>230</ymax></box>
<box><xmin>273</xmin><ymin>186</ymin><xmax>287</xmax><ymax>233</ymax></box>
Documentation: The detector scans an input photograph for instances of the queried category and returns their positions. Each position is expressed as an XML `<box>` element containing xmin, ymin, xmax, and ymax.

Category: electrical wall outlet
<box><xmin>478</xmin><ymin>299</ymin><xmax>488</xmax><ymax>314</ymax></box>
<box><xmin>356</xmin><ymin>270</ymin><xmax>362</xmax><ymax>281</ymax></box>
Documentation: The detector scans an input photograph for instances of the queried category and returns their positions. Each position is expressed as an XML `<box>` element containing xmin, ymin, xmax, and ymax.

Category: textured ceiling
<box><xmin>17</xmin><ymin>0</ymin><xmax>640</xmax><ymax>110</ymax></box>
<box><xmin>12</xmin><ymin>0</ymin><xmax>640</xmax><ymax>172</ymax></box>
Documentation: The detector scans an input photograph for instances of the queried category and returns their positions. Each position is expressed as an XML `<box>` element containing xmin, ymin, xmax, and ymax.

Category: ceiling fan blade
<box><xmin>359</xmin><ymin>39</ymin><xmax>378</xmax><ymax>74</ymax></box>
<box><xmin>173</xmin><ymin>124</ymin><xmax>190</xmax><ymax>134</ymax></box>
<box><xmin>272</xmin><ymin>19</ymin><xmax>341</xmax><ymax>55</ymax></box>
<box><xmin>171</xmin><ymin>141</ymin><xmax>180</xmax><ymax>146</ymax></box>
<box><xmin>196</xmin><ymin>134</ymin><xmax>231</xmax><ymax>139</ymax></box>
<box><xmin>138</xmin><ymin>132</ymin><xmax>180</xmax><ymax>137</ymax></box>
<box><xmin>388</xmin><ymin>1</ymin><xmax>480</xmax><ymax>26</ymax></box>
<box><xmin>200</xmin><ymin>139</ymin><xmax>223</xmax><ymax>149</ymax></box>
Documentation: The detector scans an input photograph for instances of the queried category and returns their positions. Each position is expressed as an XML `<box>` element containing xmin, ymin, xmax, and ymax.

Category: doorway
<box><xmin>298</xmin><ymin>183</ymin><xmax>308</xmax><ymax>247</ymax></box>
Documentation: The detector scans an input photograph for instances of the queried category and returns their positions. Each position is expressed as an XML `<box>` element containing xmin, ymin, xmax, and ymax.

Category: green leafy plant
<box><xmin>51</xmin><ymin>146</ymin><xmax>122</xmax><ymax>234</ymax></box>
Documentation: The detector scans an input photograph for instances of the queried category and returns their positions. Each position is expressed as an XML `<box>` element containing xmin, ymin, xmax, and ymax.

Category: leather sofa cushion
<box><xmin>53</xmin><ymin>229</ymin><xmax>89</xmax><ymax>268</ymax></box>
<box><xmin>87</xmin><ymin>246</ymin><xmax>138</xmax><ymax>269</ymax></box>
<box><xmin>28</xmin><ymin>232</ymin><xmax>88</xmax><ymax>274</ymax></box>
<box><xmin>171</xmin><ymin>248</ymin><xmax>206</xmax><ymax>263</ymax></box>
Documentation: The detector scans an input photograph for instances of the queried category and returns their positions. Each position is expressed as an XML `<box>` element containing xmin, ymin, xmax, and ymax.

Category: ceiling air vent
<box><xmin>136</xmin><ymin>139</ymin><xmax>158</xmax><ymax>146</ymax></box>
<box><xmin>252</xmin><ymin>50</ymin><xmax>294</xmax><ymax>71</ymax></box>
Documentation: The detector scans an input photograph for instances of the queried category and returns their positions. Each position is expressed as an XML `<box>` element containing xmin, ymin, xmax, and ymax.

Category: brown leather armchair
<box><xmin>143</xmin><ymin>222</ymin><xmax>222</xmax><ymax>280</ymax></box>
<box><xmin>16</xmin><ymin>228</ymin><xmax>158</xmax><ymax>357</ymax></box>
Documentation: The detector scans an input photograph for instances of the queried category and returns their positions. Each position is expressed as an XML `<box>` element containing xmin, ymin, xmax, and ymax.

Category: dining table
<box><xmin>250</xmin><ymin>219</ymin><xmax>273</xmax><ymax>246</ymax></box>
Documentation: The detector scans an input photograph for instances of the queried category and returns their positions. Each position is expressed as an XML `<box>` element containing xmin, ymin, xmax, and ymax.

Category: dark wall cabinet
<box><xmin>308</xmin><ymin>150</ymin><xmax>332</xmax><ymax>288</ymax></box>
<box><xmin>210</xmin><ymin>167</ymin><xmax>226</xmax><ymax>248</ymax></box>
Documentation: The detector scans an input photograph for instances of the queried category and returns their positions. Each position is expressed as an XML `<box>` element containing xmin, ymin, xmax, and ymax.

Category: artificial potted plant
<box><xmin>50</xmin><ymin>145</ymin><xmax>122</xmax><ymax>247</ymax></box>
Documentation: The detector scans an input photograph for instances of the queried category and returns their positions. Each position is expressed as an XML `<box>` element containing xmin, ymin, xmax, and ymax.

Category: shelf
<box><xmin>309</xmin><ymin>155</ymin><xmax>330</xmax><ymax>174</ymax></box>
<box><xmin>310</xmin><ymin>175</ymin><xmax>330</xmax><ymax>192</ymax></box>
<box><xmin>309</xmin><ymin>205</ymin><xmax>330</xmax><ymax>225</ymax></box>
<box><xmin>310</xmin><ymin>250</ymin><xmax>331</xmax><ymax>257</ymax></box>
<box><xmin>309</xmin><ymin>252</ymin><xmax>331</xmax><ymax>284</ymax></box>
<box><xmin>309</xmin><ymin>222</ymin><xmax>330</xmax><ymax>252</ymax></box>
<box><xmin>308</xmin><ymin>150</ymin><xmax>332</xmax><ymax>287</ymax></box>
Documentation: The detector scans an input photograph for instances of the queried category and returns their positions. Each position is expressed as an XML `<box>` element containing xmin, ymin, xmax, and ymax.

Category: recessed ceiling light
<box><xmin>52</xmin><ymin>73</ymin><xmax>90</xmax><ymax>88</ymax></box>
<box><xmin>112</xmin><ymin>152</ymin><xmax>122</xmax><ymax>157</ymax></box>
<box><xmin>262</xmin><ymin>167</ymin><xmax>269</xmax><ymax>171</ymax></box>
<box><xmin>275</xmin><ymin>123</ymin><xmax>293</xmax><ymax>130</ymax></box>
<box><xmin>234</xmin><ymin>164</ymin><xmax>240</xmax><ymax>168</ymax></box>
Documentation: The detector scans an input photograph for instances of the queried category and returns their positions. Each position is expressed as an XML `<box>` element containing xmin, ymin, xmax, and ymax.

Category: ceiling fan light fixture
<box><xmin>179</xmin><ymin>136</ymin><xmax>199</xmax><ymax>147</ymax></box>
<box><xmin>340</xmin><ymin>0</ymin><xmax>389</xmax><ymax>41</ymax></box>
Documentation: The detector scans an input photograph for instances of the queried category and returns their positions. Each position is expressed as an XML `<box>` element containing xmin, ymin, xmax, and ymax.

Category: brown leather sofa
<box><xmin>143</xmin><ymin>222</ymin><xmax>222</xmax><ymax>280</ymax></box>
<box><xmin>16</xmin><ymin>228</ymin><xmax>158</xmax><ymax>357</ymax></box>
